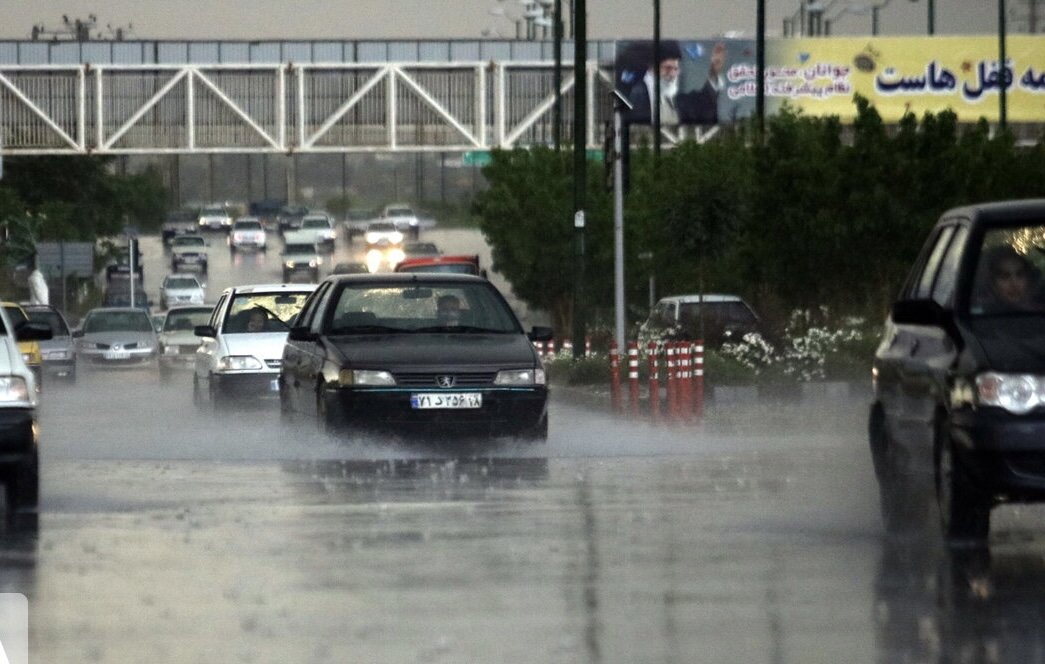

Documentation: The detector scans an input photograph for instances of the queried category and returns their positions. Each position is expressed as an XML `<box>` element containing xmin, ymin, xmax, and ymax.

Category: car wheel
<box><xmin>316</xmin><ymin>388</ymin><xmax>345</xmax><ymax>435</ymax></box>
<box><xmin>869</xmin><ymin>408</ymin><xmax>929</xmax><ymax>533</ymax></box>
<box><xmin>5</xmin><ymin>452</ymin><xmax>39</xmax><ymax>511</ymax></box>
<box><xmin>279</xmin><ymin>379</ymin><xmax>297</xmax><ymax>424</ymax></box>
<box><xmin>192</xmin><ymin>374</ymin><xmax>211</xmax><ymax>411</ymax></box>
<box><xmin>935</xmin><ymin>421</ymin><xmax>990</xmax><ymax>544</ymax></box>
<box><xmin>515</xmin><ymin>415</ymin><xmax>548</xmax><ymax>443</ymax></box>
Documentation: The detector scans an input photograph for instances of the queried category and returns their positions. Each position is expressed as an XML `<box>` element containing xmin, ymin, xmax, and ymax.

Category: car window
<box><xmin>283</xmin><ymin>243</ymin><xmax>316</xmax><ymax>254</ymax></box>
<box><xmin>165</xmin><ymin>277</ymin><xmax>201</xmax><ymax>289</ymax></box>
<box><xmin>295</xmin><ymin>282</ymin><xmax>331</xmax><ymax>329</ymax></box>
<box><xmin>84</xmin><ymin>311</ymin><xmax>153</xmax><ymax>333</ymax></box>
<box><xmin>327</xmin><ymin>283</ymin><xmax>519</xmax><ymax>333</ymax></box>
<box><xmin>173</xmin><ymin>236</ymin><xmax>206</xmax><ymax>247</ymax></box>
<box><xmin>210</xmin><ymin>295</ymin><xmax>228</xmax><ymax>329</ymax></box>
<box><xmin>26</xmin><ymin>309</ymin><xmax>69</xmax><ymax>335</ymax></box>
<box><xmin>2</xmin><ymin>305</ymin><xmax>28</xmax><ymax>326</ymax></box>
<box><xmin>302</xmin><ymin>218</ymin><xmax>328</xmax><ymax>229</ymax></box>
<box><xmin>234</xmin><ymin>221</ymin><xmax>263</xmax><ymax>230</ymax></box>
<box><xmin>931</xmin><ymin>225</ymin><xmax>969</xmax><ymax>307</ymax></box>
<box><xmin>223</xmin><ymin>292</ymin><xmax>312</xmax><ymax>333</ymax></box>
<box><xmin>913</xmin><ymin>225</ymin><xmax>956</xmax><ymax>300</ymax></box>
<box><xmin>969</xmin><ymin>223</ymin><xmax>1045</xmax><ymax>315</ymax></box>
<box><xmin>163</xmin><ymin>309</ymin><xmax>211</xmax><ymax>332</ymax></box>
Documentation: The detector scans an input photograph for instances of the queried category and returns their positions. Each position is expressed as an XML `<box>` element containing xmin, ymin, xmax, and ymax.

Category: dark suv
<box><xmin>640</xmin><ymin>294</ymin><xmax>761</xmax><ymax>345</ymax></box>
<box><xmin>869</xmin><ymin>199</ymin><xmax>1045</xmax><ymax>545</ymax></box>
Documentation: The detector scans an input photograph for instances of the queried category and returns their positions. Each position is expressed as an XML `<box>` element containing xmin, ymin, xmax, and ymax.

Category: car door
<box><xmin>196</xmin><ymin>293</ymin><xmax>228</xmax><ymax>383</ymax></box>
<box><xmin>282</xmin><ymin>282</ymin><xmax>331</xmax><ymax>415</ymax></box>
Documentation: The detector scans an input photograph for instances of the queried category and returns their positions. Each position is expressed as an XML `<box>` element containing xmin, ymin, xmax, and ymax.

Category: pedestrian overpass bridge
<box><xmin>0</xmin><ymin>61</ymin><xmax>714</xmax><ymax>156</ymax></box>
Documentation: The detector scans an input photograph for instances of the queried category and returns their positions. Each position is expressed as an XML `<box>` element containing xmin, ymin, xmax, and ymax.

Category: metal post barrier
<box><xmin>609</xmin><ymin>342</ymin><xmax>622</xmax><ymax>413</ymax></box>
<box><xmin>547</xmin><ymin>339</ymin><xmax>557</xmax><ymax>357</ymax></box>
<box><xmin>693</xmin><ymin>340</ymin><xmax>705</xmax><ymax>421</ymax></box>
<box><xmin>534</xmin><ymin>341</ymin><xmax>545</xmax><ymax>357</ymax></box>
<box><xmin>563</xmin><ymin>340</ymin><xmax>573</xmax><ymax>356</ymax></box>
<box><xmin>627</xmin><ymin>340</ymin><xmax>640</xmax><ymax>416</ymax></box>
<box><xmin>666</xmin><ymin>342</ymin><xmax>677</xmax><ymax>421</ymax></box>
<box><xmin>647</xmin><ymin>341</ymin><xmax>660</xmax><ymax>423</ymax></box>
<box><xmin>679</xmin><ymin>342</ymin><xmax>692</xmax><ymax>422</ymax></box>
<box><xmin>585</xmin><ymin>336</ymin><xmax>592</xmax><ymax>357</ymax></box>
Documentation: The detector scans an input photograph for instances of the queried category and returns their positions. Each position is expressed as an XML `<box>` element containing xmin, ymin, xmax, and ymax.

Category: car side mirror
<box><xmin>529</xmin><ymin>326</ymin><xmax>554</xmax><ymax>342</ymax></box>
<box><xmin>891</xmin><ymin>299</ymin><xmax>949</xmax><ymax>327</ymax></box>
<box><xmin>288</xmin><ymin>326</ymin><xmax>317</xmax><ymax>342</ymax></box>
<box><xmin>194</xmin><ymin>325</ymin><xmax>216</xmax><ymax>338</ymax></box>
<box><xmin>16</xmin><ymin>322</ymin><xmax>53</xmax><ymax>342</ymax></box>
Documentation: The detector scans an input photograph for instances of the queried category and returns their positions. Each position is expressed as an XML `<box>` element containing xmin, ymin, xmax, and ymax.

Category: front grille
<box><xmin>265</xmin><ymin>359</ymin><xmax>282</xmax><ymax>369</ymax></box>
<box><xmin>393</xmin><ymin>372</ymin><xmax>497</xmax><ymax>388</ymax></box>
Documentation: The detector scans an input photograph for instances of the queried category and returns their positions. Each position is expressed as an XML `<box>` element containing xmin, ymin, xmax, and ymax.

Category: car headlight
<box><xmin>0</xmin><ymin>376</ymin><xmax>30</xmax><ymax>403</ymax></box>
<box><xmin>323</xmin><ymin>230</ymin><xmax>336</xmax><ymax>240</ymax></box>
<box><xmin>388</xmin><ymin>248</ymin><xmax>406</xmax><ymax>264</ymax></box>
<box><xmin>976</xmin><ymin>372</ymin><xmax>1045</xmax><ymax>414</ymax></box>
<box><xmin>390</xmin><ymin>231</ymin><xmax>404</xmax><ymax>244</ymax></box>
<box><xmin>365</xmin><ymin>232</ymin><xmax>379</xmax><ymax>244</ymax></box>
<box><xmin>285</xmin><ymin>260</ymin><xmax>295</xmax><ymax>268</ymax></box>
<box><xmin>163</xmin><ymin>345</ymin><xmax>180</xmax><ymax>355</ymax></box>
<box><xmin>21</xmin><ymin>353</ymin><xmax>32</xmax><ymax>363</ymax></box>
<box><xmin>338</xmin><ymin>369</ymin><xmax>395</xmax><ymax>386</ymax></box>
<box><xmin>217</xmin><ymin>355</ymin><xmax>264</xmax><ymax>372</ymax></box>
<box><xmin>494</xmin><ymin>369</ymin><xmax>546</xmax><ymax>386</ymax></box>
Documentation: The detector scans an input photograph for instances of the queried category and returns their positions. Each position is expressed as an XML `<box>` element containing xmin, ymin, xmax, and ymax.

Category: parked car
<box><xmin>162</xmin><ymin>210</ymin><xmax>199</xmax><ymax>245</ymax></box>
<box><xmin>160</xmin><ymin>274</ymin><xmax>206</xmax><ymax>309</ymax></box>
<box><xmin>2</xmin><ymin>302</ymin><xmax>45</xmax><ymax>389</ymax></box>
<box><xmin>170</xmin><ymin>234</ymin><xmax>209</xmax><ymax>274</ymax></box>
<box><xmin>381</xmin><ymin>203</ymin><xmax>421</xmax><ymax>238</ymax></box>
<box><xmin>869</xmin><ymin>199</ymin><xmax>1045</xmax><ymax>545</ymax></box>
<box><xmin>280</xmin><ymin>231</ymin><xmax>323</xmax><ymax>282</ymax></box>
<box><xmin>298</xmin><ymin>213</ymin><xmax>337</xmax><ymax>252</ymax></box>
<box><xmin>639</xmin><ymin>294</ymin><xmax>762</xmax><ymax>346</ymax></box>
<box><xmin>0</xmin><ymin>304</ymin><xmax>50</xmax><ymax>509</ymax></box>
<box><xmin>157</xmin><ymin>305</ymin><xmax>212</xmax><ymax>381</ymax></box>
<box><xmin>228</xmin><ymin>217</ymin><xmax>268</xmax><ymax>252</ymax></box>
<box><xmin>192</xmin><ymin>283</ymin><xmax>315</xmax><ymax>408</ymax></box>
<box><xmin>197</xmin><ymin>204</ymin><xmax>233</xmax><ymax>232</ymax></box>
<box><xmin>279</xmin><ymin>273</ymin><xmax>552</xmax><ymax>440</ymax></box>
<box><xmin>394</xmin><ymin>255</ymin><xmax>485</xmax><ymax>278</ymax></box>
<box><xmin>74</xmin><ymin>307</ymin><xmax>159</xmax><ymax>369</ymax></box>
<box><xmin>23</xmin><ymin>304</ymin><xmax>76</xmax><ymax>383</ymax></box>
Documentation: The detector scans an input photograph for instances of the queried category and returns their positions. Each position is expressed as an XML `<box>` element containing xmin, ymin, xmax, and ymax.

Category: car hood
<box><xmin>164</xmin><ymin>288</ymin><xmax>203</xmax><ymax>296</ymax></box>
<box><xmin>327</xmin><ymin>333</ymin><xmax>537</xmax><ymax>369</ymax></box>
<box><xmin>172</xmin><ymin>246</ymin><xmax>206</xmax><ymax>255</ymax></box>
<box><xmin>967</xmin><ymin>317</ymin><xmax>1045</xmax><ymax>372</ymax></box>
<box><xmin>81</xmin><ymin>331</ymin><xmax>157</xmax><ymax>347</ymax></box>
<box><xmin>39</xmin><ymin>336</ymin><xmax>73</xmax><ymax>352</ymax></box>
<box><xmin>224</xmin><ymin>332</ymin><xmax>289</xmax><ymax>360</ymax></box>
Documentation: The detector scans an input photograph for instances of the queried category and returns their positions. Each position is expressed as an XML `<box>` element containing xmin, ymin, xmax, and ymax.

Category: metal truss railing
<box><xmin>0</xmin><ymin>61</ymin><xmax>665</xmax><ymax>155</ymax></box>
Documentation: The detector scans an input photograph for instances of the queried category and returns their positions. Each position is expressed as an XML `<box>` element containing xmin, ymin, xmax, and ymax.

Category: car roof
<box><xmin>165</xmin><ymin>273</ymin><xmax>201</xmax><ymax>281</ymax></box>
<box><xmin>658</xmin><ymin>294</ymin><xmax>746</xmax><ymax>304</ymax></box>
<box><xmin>86</xmin><ymin>307</ymin><xmax>152</xmax><ymax>315</ymax></box>
<box><xmin>219</xmin><ymin>283</ymin><xmax>318</xmax><ymax>296</ymax></box>
<box><xmin>321</xmin><ymin>273</ymin><xmax>486</xmax><ymax>286</ymax></box>
<box><xmin>942</xmin><ymin>198</ymin><xmax>1045</xmax><ymax>225</ymax></box>
<box><xmin>164</xmin><ymin>304</ymin><xmax>213</xmax><ymax>313</ymax></box>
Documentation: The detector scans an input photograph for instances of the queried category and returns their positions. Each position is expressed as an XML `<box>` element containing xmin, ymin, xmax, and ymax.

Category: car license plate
<box><xmin>104</xmin><ymin>351</ymin><xmax>131</xmax><ymax>360</ymax></box>
<box><xmin>411</xmin><ymin>393</ymin><xmax>482</xmax><ymax>409</ymax></box>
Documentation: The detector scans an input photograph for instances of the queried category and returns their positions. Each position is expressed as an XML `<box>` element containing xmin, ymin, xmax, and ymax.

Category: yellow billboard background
<box><xmin>770</xmin><ymin>36</ymin><xmax>1045</xmax><ymax>122</ymax></box>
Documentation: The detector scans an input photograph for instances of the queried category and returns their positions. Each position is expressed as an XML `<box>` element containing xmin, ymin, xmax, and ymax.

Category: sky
<box><xmin>0</xmin><ymin>1</ymin><xmax>1010</xmax><ymax>42</ymax></box>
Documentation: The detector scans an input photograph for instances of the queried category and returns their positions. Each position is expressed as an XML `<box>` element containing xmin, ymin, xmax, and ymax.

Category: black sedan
<box><xmin>870</xmin><ymin>199</ymin><xmax>1045</xmax><ymax>545</ymax></box>
<box><xmin>279</xmin><ymin>274</ymin><xmax>553</xmax><ymax>441</ymax></box>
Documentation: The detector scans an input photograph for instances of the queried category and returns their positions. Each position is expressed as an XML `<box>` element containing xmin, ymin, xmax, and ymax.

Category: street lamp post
<box><xmin>553</xmin><ymin>0</ymin><xmax>563</xmax><ymax>150</ymax></box>
<box><xmin>999</xmin><ymin>0</ymin><xmax>1008</xmax><ymax>130</ymax></box>
<box><xmin>572</xmin><ymin>0</ymin><xmax>587</xmax><ymax>358</ymax></box>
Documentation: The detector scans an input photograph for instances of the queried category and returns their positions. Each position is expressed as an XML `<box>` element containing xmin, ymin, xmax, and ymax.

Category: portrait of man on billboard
<box><xmin>617</xmin><ymin>39</ymin><xmax>727</xmax><ymax>126</ymax></box>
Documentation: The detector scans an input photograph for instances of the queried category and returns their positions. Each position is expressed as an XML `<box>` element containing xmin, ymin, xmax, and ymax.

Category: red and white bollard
<box><xmin>533</xmin><ymin>341</ymin><xmax>545</xmax><ymax>356</ymax></box>
<box><xmin>647</xmin><ymin>341</ymin><xmax>661</xmax><ymax>423</ymax></box>
<box><xmin>585</xmin><ymin>336</ymin><xmax>592</xmax><ymax>357</ymax></box>
<box><xmin>693</xmin><ymin>340</ymin><xmax>705</xmax><ymax>422</ymax></box>
<box><xmin>609</xmin><ymin>342</ymin><xmax>622</xmax><ymax>413</ymax></box>
<box><xmin>679</xmin><ymin>343</ymin><xmax>693</xmax><ymax>422</ymax></box>
<box><xmin>666</xmin><ymin>343</ymin><xmax>678</xmax><ymax>421</ymax></box>
<box><xmin>546</xmin><ymin>339</ymin><xmax>556</xmax><ymax>358</ymax></box>
<box><xmin>627</xmin><ymin>341</ymin><xmax>641</xmax><ymax>416</ymax></box>
<box><xmin>563</xmin><ymin>340</ymin><xmax>573</xmax><ymax>356</ymax></box>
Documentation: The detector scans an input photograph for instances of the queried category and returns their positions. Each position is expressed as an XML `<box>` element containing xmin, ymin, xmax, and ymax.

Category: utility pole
<box><xmin>572</xmin><ymin>0</ymin><xmax>587</xmax><ymax>359</ymax></box>
<box><xmin>553</xmin><ymin>0</ymin><xmax>563</xmax><ymax>151</ymax></box>
<box><xmin>756</xmin><ymin>0</ymin><xmax>766</xmax><ymax>139</ymax></box>
<box><xmin>653</xmin><ymin>0</ymin><xmax>662</xmax><ymax>160</ymax></box>
<box><xmin>999</xmin><ymin>0</ymin><xmax>1008</xmax><ymax>131</ymax></box>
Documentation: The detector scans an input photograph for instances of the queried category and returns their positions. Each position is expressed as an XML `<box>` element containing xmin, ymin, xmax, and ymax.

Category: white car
<box><xmin>197</xmin><ymin>205</ymin><xmax>233</xmax><ymax>232</ymax></box>
<box><xmin>0</xmin><ymin>304</ymin><xmax>48</xmax><ymax>509</ymax></box>
<box><xmin>170</xmin><ymin>234</ymin><xmax>209</xmax><ymax>274</ymax></box>
<box><xmin>281</xmin><ymin>231</ymin><xmax>323</xmax><ymax>282</ymax></box>
<box><xmin>382</xmin><ymin>203</ymin><xmax>420</xmax><ymax>238</ymax></box>
<box><xmin>192</xmin><ymin>284</ymin><xmax>316</xmax><ymax>408</ymax></box>
<box><xmin>298</xmin><ymin>214</ymin><xmax>337</xmax><ymax>252</ymax></box>
<box><xmin>157</xmin><ymin>305</ymin><xmax>212</xmax><ymax>380</ymax></box>
<box><xmin>160</xmin><ymin>274</ymin><xmax>206</xmax><ymax>309</ymax></box>
<box><xmin>364</xmin><ymin>221</ymin><xmax>403</xmax><ymax>248</ymax></box>
<box><xmin>228</xmin><ymin>217</ymin><xmax>267</xmax><ymax>252</ymax></box>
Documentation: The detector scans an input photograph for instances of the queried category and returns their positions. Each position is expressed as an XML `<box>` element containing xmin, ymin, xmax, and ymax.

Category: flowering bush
<box><xmin>719</xmin><ymin>308</ymin><xmax>875</xmax><ymax>383</ymax></box>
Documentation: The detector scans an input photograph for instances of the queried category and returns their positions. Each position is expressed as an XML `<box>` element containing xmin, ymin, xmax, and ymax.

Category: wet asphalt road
<box><xmin>7</xmin><ymin>230</ymin><xmax>1045</xmax><ymax>663</ymax></box>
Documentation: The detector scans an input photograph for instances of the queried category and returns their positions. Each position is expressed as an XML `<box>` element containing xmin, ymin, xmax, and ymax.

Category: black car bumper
<box><xmin>950</xmin><ymin>408</ymin><xmax>1045</xmax><ymax>501</ymax></box>
<box><xmin>0</xmin><ymin>410</ymin><xmax>36</xmax><ymax>456</ymax></box>
<box><xmin>212</xmin><ymin>372</ymin><xmax>281</xmax><ymax>401</ymax></box>
<box><xmin>326</xmin><ymin>386</ymin><xmax>547</xmax><ymax>438</ymax></box>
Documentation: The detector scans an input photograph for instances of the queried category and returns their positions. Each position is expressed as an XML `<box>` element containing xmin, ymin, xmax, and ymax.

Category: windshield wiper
<box><xmin>413</xmin><ymin>325</ymin><xmax>507</xmax><ymax>334</ymax></box>
<box><xmin>328</xmin><ymin>324</ymin><xmax>409</xmax><ymax>335</ymax></box>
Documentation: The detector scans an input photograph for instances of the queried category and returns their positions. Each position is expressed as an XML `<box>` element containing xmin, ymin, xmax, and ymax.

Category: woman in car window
<box><xmin>978</xmin><ymin>245</ymin><xmax>1044</xmax><ymax>313</ymax></box>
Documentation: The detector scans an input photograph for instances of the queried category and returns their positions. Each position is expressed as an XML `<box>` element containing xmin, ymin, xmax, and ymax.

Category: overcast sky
<box><xmin>0</xmin><ymin>2</ymin><xmax>1011</xmax><ymax>42</ymax></box>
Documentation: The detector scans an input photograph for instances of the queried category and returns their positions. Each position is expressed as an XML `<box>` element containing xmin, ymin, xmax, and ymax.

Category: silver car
<box><xmin>24</xmin><ymin>304</ymin><xmax>77</xmax><ymax>383</ymax></box>
<box><xmin>157</xmin><ymin>305</ymin><xmax>212</xmax><ymax>381</ymax></box>
<box><xmin>74</xmin><ymin>308</ymin><xmax>159</xmax><ymax>369</ymax></box>
<box><xmin>193</xmin><ymin>284</ymin><xmax>315</xmax><ymax>408</ymax></box>
<box><xmin>160</xmin><ymin>273</ymin><xmax>206</xmax><ymax>309</ymax></box>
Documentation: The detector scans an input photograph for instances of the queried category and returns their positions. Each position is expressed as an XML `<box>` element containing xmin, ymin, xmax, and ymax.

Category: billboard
<box><xmin>615</xmin><ymin>36</ymin><xmax>1045</xmax><ymax>125</ymax></box>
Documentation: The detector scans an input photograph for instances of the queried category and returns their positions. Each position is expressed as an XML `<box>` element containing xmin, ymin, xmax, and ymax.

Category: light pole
<box><xmin>999</xmin><ymin>0</ymin><xmax>1008</xmax><ymax>130</ymax></box>
<box><xmin>572</xmin><ymin>0</ymin><xmax>587</xmax><ymax>358</ymax></box>
<box><xmin>553</xmin><ymin>0</ymin><xmax>563</xmax><ymax>150</ymax></box>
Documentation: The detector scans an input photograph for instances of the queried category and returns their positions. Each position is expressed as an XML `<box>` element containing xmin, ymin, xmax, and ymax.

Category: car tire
<box><xmin>6</xmin><ymin>452</ymin><xmax>39</xmax><ymax>511</ymax></box>
<box><xmin>192</xmin><ymin>374</ymin><xmax>211</xmax><ymax>411</ymax></box>
<box><xmin>516</xmin><ymin>415</ymin><xmax>548</xmax><ymax>444</ymax></box>
<box><xmin>279</xmin><ymin>379</ymin><xmax>297</xmax><ymax>424</ymax></box>
<box><xmin>869</xmin><ymin>409</ymin><xmax>929</xmax><ymax>533</ymax></box>
<box><xmin>935</xmin><ymin>421</ymin><xmax>990</xmax><ymax>544</ymax></box>
<box><xmin>317</xmin><ymin>388</ymin><xmax>345</xmax><ymax>435</ymax></box>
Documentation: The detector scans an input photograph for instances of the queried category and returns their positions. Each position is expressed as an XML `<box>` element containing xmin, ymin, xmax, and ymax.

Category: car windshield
<box><xmin>26</xmin><ymin>309</ymin><xmax>69</xmax><ymax>335</ymax></box>
<box><xmin>368</xmin><ymin>222</ymin><xmax>396</xmax><ymax>232</ymax></box>
<box><xmin>165</xmin><ymin>277</ymin><xmax>201</xmax><ymax>289</ymax></box>
<box><xmin>969</xmin><ymin>223</ymin><xmax>1045</xmax><ymax>316</ymax></box>
<box><xmin>201</xmin><ymin>207</ymin><xmax>225</xmax><ymax>216</ymax></box>
<box><xmin>2</xmin><ymin>305</ymin><xmax>28</xmax><ymax>326</ymax></box>
<box><xmin>224</xmin><ymin>292</ymin><xmax>311</xmax><ymax>333</ymax></box>
<box><xmin>173</xmin><ymin>236</ymin><xmax>206</xmax><ymax>248</ymax></box>
<box><xmin>386</xmin><ymin>208</ymin><xmax>413</xmax><ymax>216</ymax></box>
<box><xmin>283</xmin><ymin>243</ymin><xmax>315</xmax><ymax>255</ymax></box>
<box><xmin>84</xmin><ymin>311</ymin><xmax>154</xmax><ymax>333</ymax></box>
<box><xmin>302</xmin><ymin>218</ymin><xmax>329</xmax><ymax>229</ymax></box>
<box><xmin>325</xmin><ymin>282</ymin><xmax>519</xmax><ymax>334</ymax></box>
<box><xmin>163</xmin><ymin>308</ymin><xmax>211</xmax><ymax>332</ymax></box>
<box><xmin>234</xmin><ymin>221</ymin><xmax>262</xmax><ymax>230</ymax></box>
<box><xmin>679</xmin><ymin>302</ymin><xmax>757</xmax><ymax>326</ymax></box>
